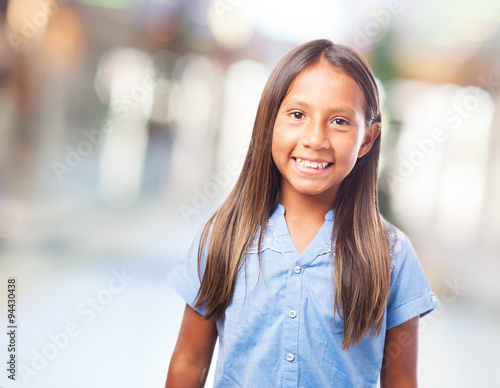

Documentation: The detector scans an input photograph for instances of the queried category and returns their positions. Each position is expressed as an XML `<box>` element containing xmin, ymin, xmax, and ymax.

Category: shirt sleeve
<box><xmin>386</xmin><ymin>231</ymin><xmax>440</xmax><ymax>329</ymax></box>
<box><xmin>167</xmin><ymin>227</ymin><xmax>209</xmax><ymax>316</ymax></box>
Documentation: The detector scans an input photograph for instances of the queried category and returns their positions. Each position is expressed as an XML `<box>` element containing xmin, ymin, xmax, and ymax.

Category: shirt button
<box><xmin>286</xmin><ymin>353</ymin><xmax>294</xmax><ymax>362</ymax></box>
<box><xmin>294</xmin><ymin>266</ymin><xmax>302</xmax><ymax>274</ymax></box>
<box><xmin>432</xmin><ymin>295</ymin><xmax>438</xmax><ymax>303</ymax></box>
<box><xmin>289</xmin><ymin>310</ymin><xmax>297</xmax><ymax>318</ymax></box>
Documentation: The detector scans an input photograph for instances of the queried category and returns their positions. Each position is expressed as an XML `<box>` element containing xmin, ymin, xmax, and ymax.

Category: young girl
<box><xmin>166</xmin><ymin>39</ymin><xmax>439</xmax><ymax>387</ymax></box>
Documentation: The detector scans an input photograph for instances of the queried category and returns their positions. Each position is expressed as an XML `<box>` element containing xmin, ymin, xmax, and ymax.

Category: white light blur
<box><xmin>207</xmin><ymin>0</ymin><xmax>253</xmax><ymax>50</ymax></box>
<box><xmin>434</xmin><ymin>86</ymin><xmax>494</xmax><ymax>249</ymax></box>
<box><xmin>435</xmin><ymin>161</ymin><xmax>487</xmax><ymax>249</ymax></box>
<box><xmin>387</xmin><ymin>80</ymin><xmax>444</xmax><ymax>228</ymax></box>
<box><xmin>249</xmin><ymin>0</ymin><xmax>351</xmax><ymax>44</ymax></box>
<box><xmin>453</xmin><ymin>1</ymin><xmax>500</xmax><ymax>43</ymax></box>
<box><xmin>94</xmin><ymin>48</ymin><xmax>155</xmax><ymax>208</ymax></box>
<box><xmin>216</xmin><ymin>59</ymin><xmax>270</xmax><ymax>194</ymax></box>
<box><xmin>376</xmin><ymin>77</ymin><xmax>386</xmax><ymax>107</ymax></box>
<box><xmin>149</xmin><ymin>50</ymin><xmax>181</xmax><ymax>126</ymax></box>
<box><xmin>388</xmin><ymin>80</ymin><xmax>495</xmax><ymax>249</ymax></box>
<box><xmin>167</xmin><ymin>54</ymin><xmax>224</xmax><ymax>196</ymax></box>
<box><xmin>169</xmin><ymin>54</ymin><xmax>221</xmax><ymax>139</ymax></box>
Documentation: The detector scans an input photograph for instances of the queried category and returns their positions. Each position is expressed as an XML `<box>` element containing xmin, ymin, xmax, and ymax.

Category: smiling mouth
<box><xmin>293</xmin><ymin>157</ymin><xmax>332</xmax><ymax>170</ymax></box>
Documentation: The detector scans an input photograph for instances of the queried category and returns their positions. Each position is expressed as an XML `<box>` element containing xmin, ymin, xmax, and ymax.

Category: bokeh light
<box><xmin>1</xmin><ymin>0</ymin><xmax>500</xmax><ymax>387</ymax></box>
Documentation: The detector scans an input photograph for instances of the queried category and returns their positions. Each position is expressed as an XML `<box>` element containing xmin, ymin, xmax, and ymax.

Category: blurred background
<box><xmin>0</xmin><ymin>0</ymin><xmax>499</xmax><ymax>386</ymax></box>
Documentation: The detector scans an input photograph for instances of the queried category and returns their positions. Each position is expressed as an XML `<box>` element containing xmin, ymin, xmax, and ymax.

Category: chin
<box><xmin>293</xmin><ymin>186</ymin><xmax>333</xmax><ymax>197</ymax></box>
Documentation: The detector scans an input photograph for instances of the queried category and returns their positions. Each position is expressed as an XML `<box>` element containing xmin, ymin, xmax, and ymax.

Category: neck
<box><xmin>279</xmin><ymin>187</ymin><xmax>336</xmax><ymax>222</ymax></box>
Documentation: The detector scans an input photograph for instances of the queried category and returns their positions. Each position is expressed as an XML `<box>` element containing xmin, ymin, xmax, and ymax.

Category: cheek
<box><xmin>271</xmin><ymin>126</ymin><xmax>289</xmax><ymax>161</ymax></box>
<box><xmin>335</xmin><ymin>136</ymin><xmax>363</xmax><ymax>162</ymax></box>
<box><xmin>271</xmin><ymin>131</ymin><xmax>279</xmax><ymax>162</ymax></box>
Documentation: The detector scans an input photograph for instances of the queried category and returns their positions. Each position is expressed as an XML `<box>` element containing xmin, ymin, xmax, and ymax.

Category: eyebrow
<box><xmin>282</xmin><ymin>99</ymin><xmax>357</xmax><ymax>116</ymax></box>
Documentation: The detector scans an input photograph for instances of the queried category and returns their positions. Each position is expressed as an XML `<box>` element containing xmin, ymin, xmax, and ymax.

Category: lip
<box><xmin>292</xmin><ymin>157</ymin><xmax>333</xmax><ymax>175</ymax></box>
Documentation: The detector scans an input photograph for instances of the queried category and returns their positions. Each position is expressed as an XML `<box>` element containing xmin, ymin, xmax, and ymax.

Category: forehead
<box><xmin>283</xmin><ymin>59</ymin><xmax>365</xmax><ymax>111</ymax></box>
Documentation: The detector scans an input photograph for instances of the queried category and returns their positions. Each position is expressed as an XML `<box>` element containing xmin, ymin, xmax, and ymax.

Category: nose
<box><xmin>300</xmin><ymin>118</ymin><xmax>330</xmax><ymax>150</ymax></box>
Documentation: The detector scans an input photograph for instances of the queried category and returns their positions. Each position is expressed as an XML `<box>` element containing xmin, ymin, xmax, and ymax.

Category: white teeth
<box><xmin>295</xmin><ymin>158</ymin><xmax>330</xmax><ymax>169</ymax></box>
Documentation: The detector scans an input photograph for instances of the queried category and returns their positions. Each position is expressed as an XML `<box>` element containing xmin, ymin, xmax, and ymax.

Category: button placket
<box><xmin>282</xmin><ymin>261</ymin><xmax>302</xmax><ymax>385</ymax></box>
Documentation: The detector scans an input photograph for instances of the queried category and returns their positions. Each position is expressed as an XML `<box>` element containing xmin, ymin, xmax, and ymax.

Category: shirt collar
<box><xmin>246</xmin><ymin>204</ymin><xmax>334</xmax><ymax>256</ymax></box>
<box><xmin>275</xmin><ymin>203</ymin><xmax>335</xmax><ymax>221</ymax></box>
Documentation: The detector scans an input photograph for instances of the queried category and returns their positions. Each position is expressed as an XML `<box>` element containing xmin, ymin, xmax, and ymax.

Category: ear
<box><xmin>357</xmin><ymin>122</ymin><xmax>380</xmax><ymax>158</ymax></box>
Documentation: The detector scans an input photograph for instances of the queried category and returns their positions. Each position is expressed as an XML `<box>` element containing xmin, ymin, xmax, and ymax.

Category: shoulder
<box><xmin>177</xmin><ymin>220</ymin><xmax>214</xmax><ymax>272</ymax></box>
<box><xmin>246</xmin><ymin>217</ymin><xmax>280</xmax><ymax>254</ymax></box>
<box><xmin>246</xmin><ymin>206</ymin><xmax>289</xmax><ymax>254</ymax></box>
<box><xmin>386</xmin><ymin>221</ymin><xmax>408</xmax><ymax>254</ymax></box>
<box><xmin>385</xmin><ymin>221</ymin><xmax>416</xmax><ymax>274</ymax></box>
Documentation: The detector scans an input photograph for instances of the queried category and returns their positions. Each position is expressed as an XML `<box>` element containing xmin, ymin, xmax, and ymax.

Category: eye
<box><xmin>291</xmin><ymin>112</ymin><xmax>305</xmax><ymax>120</ymax></box>
<box><xmin>333</xmin><ymin>118</ymin><xmax>350</xmax><ymax>125</ymax></box>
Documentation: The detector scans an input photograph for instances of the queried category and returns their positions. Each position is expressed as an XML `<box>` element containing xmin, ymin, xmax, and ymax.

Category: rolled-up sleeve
<box><xmin>167</xmin><ymin>228</ymin><xmax>209</xmax><ymax>316</ymax></box>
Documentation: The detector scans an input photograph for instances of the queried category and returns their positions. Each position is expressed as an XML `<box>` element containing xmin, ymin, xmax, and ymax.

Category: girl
<box><xmin>166</xmin><ymin>39</ymin><xmax>439</xmax><ymax>387</ymax></box>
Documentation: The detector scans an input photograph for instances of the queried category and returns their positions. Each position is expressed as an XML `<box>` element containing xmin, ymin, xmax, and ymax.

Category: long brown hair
<box><xmin>194</xmin><ymin>39</ymin><xmax>390</xmax><ymax>349</ymax></box>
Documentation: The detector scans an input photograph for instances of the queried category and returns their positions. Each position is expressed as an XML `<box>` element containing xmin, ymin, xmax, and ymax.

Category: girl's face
<box><xmin>272</xmin><ymin>58</ymin><xmax>379</xmax><ymax>206</ymax></box>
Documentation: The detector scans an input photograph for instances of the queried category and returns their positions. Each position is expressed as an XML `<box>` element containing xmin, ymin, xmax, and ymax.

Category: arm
<box><xmin>380</xmin><ymin>316</ymin><xmax>419</xmax><ymax>388</ymax></box>
<box><xmin>165</xmin><ymin>304</ymin><xmax>218</xmax><ymax>388</ymax></box>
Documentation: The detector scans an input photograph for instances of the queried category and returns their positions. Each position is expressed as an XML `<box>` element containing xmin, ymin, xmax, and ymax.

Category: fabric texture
<box><xmin>168</xmin><ymin>204</ymin><xmax>439</xmax><ymax>387</ymax></box>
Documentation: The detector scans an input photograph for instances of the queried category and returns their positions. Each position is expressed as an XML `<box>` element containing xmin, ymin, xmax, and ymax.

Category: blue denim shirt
<box><xmin>168</xmin><ymin>204</ymin><xmax>439</xmax><ymax>387</ymax></box>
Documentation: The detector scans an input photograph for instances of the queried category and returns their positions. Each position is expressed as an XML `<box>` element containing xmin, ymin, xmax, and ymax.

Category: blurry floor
<box><xmin>0</xmin><ymin>195</ymin><xmax>498</xmax><ymax>388</ymax></box>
